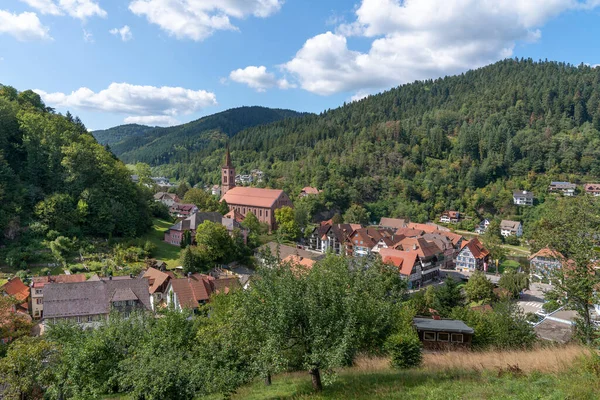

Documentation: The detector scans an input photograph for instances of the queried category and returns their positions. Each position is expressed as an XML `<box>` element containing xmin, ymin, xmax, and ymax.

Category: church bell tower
<box><xmin>221</xmin><ymin>145</ymin><xmax>235</xmax><ymax>195</ymax></box>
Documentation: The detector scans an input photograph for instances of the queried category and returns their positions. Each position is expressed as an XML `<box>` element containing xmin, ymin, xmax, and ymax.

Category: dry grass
<box><xmin>354</xmin><ymin>345</ymin><xmax>591</xmax><ymax>375</ymax></box>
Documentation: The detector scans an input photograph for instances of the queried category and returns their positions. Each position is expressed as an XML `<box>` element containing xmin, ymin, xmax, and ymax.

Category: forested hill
<box><xmin>93</xmin><ymin>106</ymin><xmax>307</xmax><ymax>165</ymax></box>
<box><xmin>0</xmin><ymin>85</ymin><xmax>152</xmax><ymax>243</ymax></box>
<box><xmin>163</xmin><ymin>59</ymin><xmax>600</xmax><ymax>222</ymax></box>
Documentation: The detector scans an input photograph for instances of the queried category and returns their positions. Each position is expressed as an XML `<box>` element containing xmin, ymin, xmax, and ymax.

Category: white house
<box><xmin>500</xmin><ymin>220</ymin><xmax>523</xmax><ymax>237</ymax></box>
<box><xmin>474</xmin><ymin>219</ymin><xmax>490</xmax><ymax>234</ymax></box>
<box><xmin>513</xmin><ymin>190</ymin><xmax>534</xmax><ymax>206</ymax></box>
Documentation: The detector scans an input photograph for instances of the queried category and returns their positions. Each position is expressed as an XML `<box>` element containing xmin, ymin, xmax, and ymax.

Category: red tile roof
<box><xmin>143</xmin><ymin>267</ymin><xmax>171</xmax><ymax>294</ymax></box>
<box><xmin>170</xmin><ymin>274</ymin><xmax>240</xmax><ymax>309</ymax></box>
<box><xmin>379</xmin><ymin>248</ymin><xmax>420</xmax><ymax>276</ymax></box>
<box><xmin>301</xmin><ymin>187</ymin><xmax>321</xmax><ymax>195</ymax></box>
<box><xmin>32</xmin><ymin>274</ymin><xmax>87</xmax><ymax>288</ymax></box>
<box><xmin>529</xmin><ymin>247</ymin><xmax>565</xmax><ymax>260</ymax></box>
<box><xmin>464</xmin><ymin>238</ymin><xmax>489</xmax><ymax>259</ymax></box>
<box><xmin>225</xmin><ymin>209</ymin><xmax>245</xmax><ymax>223</ymax></box>
<box><xmin>221</xmin><ymin>187</ymin><xmax>287</xmax><ymax>208</ymax></box>
<box><xmin>1</xmin><ymin>278</ymin><xmax>30</xmax><ymax>303</ymax></box>
<box><xmin>395</xmin><ymin>237</ymin><xmax>443</xmax><ymax>258</ymax></box>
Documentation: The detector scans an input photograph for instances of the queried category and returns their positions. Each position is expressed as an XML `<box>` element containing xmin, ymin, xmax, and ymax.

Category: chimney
<box><xmin>413</xmin><ymin>244</ymin><xmax>417</xmax><ymax>250</ymax></box>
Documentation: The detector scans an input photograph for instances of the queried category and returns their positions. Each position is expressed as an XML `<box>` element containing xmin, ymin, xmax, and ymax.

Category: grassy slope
<box><xmin>202</xmin><ymin>347</ymin><xmax>598</xmax><ymax>400</ymax></box>
<box><xmin>139</xmin><ymin>218</ymin><xmax>181</xmax><ymax>269</ymax></box>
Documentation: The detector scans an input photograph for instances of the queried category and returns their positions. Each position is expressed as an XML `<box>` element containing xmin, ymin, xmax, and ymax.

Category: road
<box><xmin>517</xmin><ymin>283</ymin><xmax>551</xmax><ymax>314</ymax></box>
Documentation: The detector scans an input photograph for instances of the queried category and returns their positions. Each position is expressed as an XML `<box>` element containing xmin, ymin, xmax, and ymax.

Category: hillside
<box><xmin>158</xmin><ymin>59</ymin><xmax>600</xmax><ymax>223</ymax></box>
<box><xmin>92</xmin><ymin>124</ymin><xmax>156</xmax><ymax>146</ymax></box>
<box><xmin>92</xmin><ymin>106</ymin><xmax>307</xmax><ymax>166</ymax></box>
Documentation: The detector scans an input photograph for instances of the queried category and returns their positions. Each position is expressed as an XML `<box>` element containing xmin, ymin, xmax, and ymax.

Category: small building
<box><xmin>169</xmin><ymin>203</ymin><xmax>198</xmax><ymax>218</ymax></box>
<box><xmin>211</xmin><ymin>185</ymin><xmax>221</xmax><ymax>197</ymax></box>
<box><xmin>584</xmin><ymin>183</ymin><xmax>600</xmax><ymax>197</ymax></box>
<box><xmin>549</xmin><ymin>181</ymin><xmax>576</xmax><ymax>196</ymax></box>
<box><xmin>165</xmin><ymin>273</ymin><xmax>239</xmax><ymax>312</ymax></box>
<box><xmin>455</xmin><ymin>238</ymin><xmax>490</xmax><ymax>272</ymax></box>
<box><xmin>394</xmin><ymin>237</ymin><xmax>443</xmax><ymax>283</ymax></box>
<box><xmin>1</xmin><ymin>278</ymin><xmax>30</xmax><ymax>315</ymax></box>
<box><xmin>164</xmin><ymin>211</ymin><xmax>245</xmax><ymax>246</ymax></box>
<box><xmin>413</xmin><ymin>317</ymin><xmax>474</xmax><ymax>349</ymax></box>
<box><xmin>30</xmin><ymin>274</ymin><xmax>87</xmax><ymax>319</ymax></box>
<box><xmin>308</xmin><ymin>223</ymin><xmax>359</xmax><ymax>255</ymax></box>
<box><xmin>440</xmin><ymin>211</ymin><xmax>460</xmax><ymax>224</ymax></box>
<box><xmin>347</xmin><ymin>228</ymin><xmax>390</xmax><ymax>257</ymax></box>
<box><xmin>299</xmin><ymin>187</ymin><xmax>322</xmax><ymax>198</ymax></box>
<box><xmin>513</xmin><ymin>190</ymin><xmax>534</xmax><ymax>206</ymax></box>
<box><xmin>142</xmin><ymin>267</ymin><xmax>174</xmax><ymax>310</ymax></box>
<box><xmin>500</xmin><ymin>220</ymin><xmax>523</xmax><ymax>237</ymax></box>
<box><xmin>474</xmin><ymin>219</ymin><xmax>490</xmax><ymax>234</ymax></box>
<box><xmin>43</xmin><ymin>277</ymin><xmax>152</xmax><ymax>326</ymax></box>
<box><xmin>378</xmin><ymin>217</ymin><xmax>407</xmax><ymax>230</ymax></box>
<box><xmin>154</xmin><ymin>192</ymin><xmax>181</xmax><ymax>207</ymax></box>
<box><xmin>529</xmin><ymin>247</ymin><xmax>564</xmax><ymax>282</ymax></box>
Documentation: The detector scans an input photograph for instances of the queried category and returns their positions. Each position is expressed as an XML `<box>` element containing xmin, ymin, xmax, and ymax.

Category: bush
<box><xmin>385</xmin><ymin>332</ymin><xmax>422</xmax><ymax>369</ymax></box>
<box><xmin>542</xmin><ymin>300</ymin><xmax>560</xmax><ymax>313</ymax></box>
<box><xmin>504</xmin><ymin>235</ymin><xmax>521</xmax><ymax>246</ymax></box>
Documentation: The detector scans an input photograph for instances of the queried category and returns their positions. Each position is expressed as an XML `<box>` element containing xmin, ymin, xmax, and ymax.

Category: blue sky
<box><xmin>1</xmin><ymin>0</ymin><xmax>600</xmax><ymax>131</ymax></box>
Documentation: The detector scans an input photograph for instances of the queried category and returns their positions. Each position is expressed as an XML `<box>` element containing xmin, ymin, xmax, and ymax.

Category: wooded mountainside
<box><xmin>92</xmin><ymin>106</ymin><xmax>307</xmax><ymax>166</ymax></box>
<box><xmin>139</xmin><ymin>59</ymin><xmax>600</xmax><ymax>223</ymax></box>
<box><xmin>0</xmin><ymin>85</ymin><xmax>152</xmax><ymax>243</ymax></box>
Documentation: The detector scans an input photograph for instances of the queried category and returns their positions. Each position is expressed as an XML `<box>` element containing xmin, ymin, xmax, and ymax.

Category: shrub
<box><xmin>504</xmin><ymin>235</ymin><xmax>520</xmax><ymax>246</ymax></box>
<box><xmin>542</xmin><ymin>300</ymin><xmax>560</xmax><ymax>314</ymax></box>
<box><xmin>385</xmin><ymin>332</ymin><xmax>422</xmax><ymax>369</ymax></box>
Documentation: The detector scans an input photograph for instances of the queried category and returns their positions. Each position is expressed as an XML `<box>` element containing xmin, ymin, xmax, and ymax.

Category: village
<box><xmin>2</xmin><ymin>149</ymin><xmax>595</xmax><ymax>348</ymax></box>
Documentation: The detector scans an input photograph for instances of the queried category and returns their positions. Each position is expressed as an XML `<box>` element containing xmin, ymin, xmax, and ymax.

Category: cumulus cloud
<box><xmin>124</xmin><ymin>115</ymin><xmax>179</xmax><ymax>126</ymax></box>
<box><xmin>0</xmin><ymin>10</ymin><xmax>51</xmax><ymax>41</ymax></box>
<box><xmin>229</xmin><ymin>65</ymin><xmax>295</xmax><ymax>92</ymax></box>
<box><xmin>20</xmin><ymin>0</ymin><xmax>107</xmax><ymax>19</ymax></box>
<box><xmin>129</xmin><ymin>0</ymin><xmax>284</xmax><ymax>41</ymax></box>
<box><xmin>284</xmin><ymin>0</ymin><xmax>600</xmax><ymax>95</ymax></box>
<box><xmin>35</xmin><ymin>83</ymin><xmax>217</xmax><ymax>126</ymax></box>
<box><xmin>110</xmin><ymin>25</ymin><xmax>133</xmax><ymax>41</ymax></box>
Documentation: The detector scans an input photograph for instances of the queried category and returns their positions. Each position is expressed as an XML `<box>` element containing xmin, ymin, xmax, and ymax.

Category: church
<box><xmin>220</xmin><ymin>147</ymin><xmax>293</xmax><ymax>232</ymax></box>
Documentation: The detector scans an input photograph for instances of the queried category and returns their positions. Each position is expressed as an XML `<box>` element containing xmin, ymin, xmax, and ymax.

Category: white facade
<box><xmin>513</xmin><ymin>191</ymin><xmax>534</xmax><ymax>206</ymax></box>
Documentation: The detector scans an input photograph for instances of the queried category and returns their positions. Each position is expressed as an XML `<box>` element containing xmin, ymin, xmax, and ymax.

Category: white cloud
<box><xmin>350</xmin><ymin>90</ymin><xmax>370</xmax><ymax>102</ymax></box>
<box><xmin>83</xmin><ymin>28</ymin><xmax>94</xmax><ymax>43</ymax></box>
<box><xmin>20</xmin><ymin>0</ymin><xmax>107</xmax><ymax>20</ymax></box>
<box><xmin>129</xmin><ymin>0</ymin><xmax>284</xmax><ymax>41</ymax></box>
<box><xmin>124</xmin><ymin>115</ymin><xmax>179</xmax><ymax>126</ymax></box>
<box><xmin>110</xmin><ymin>25</ymin><xmax>133</xmax><ymax>41</ymax></box>
<box><xmin>229</xmin><ymin>65</ymin><xmax>295</xmax><ymax>92</ymax></box>
<box><xmin>0</xmin><ymin>10</ymin><xmax>51</xmax><ymax>41</ymax></box>
<box><xmin>35</xmin><ymin>82</ymin><xmax>217</xmax><ymax>125</ymax></box>
<box><xmin>284</xmin><ymin>0</ymin><xmax>600</xmax><ymax>95</ymax></box>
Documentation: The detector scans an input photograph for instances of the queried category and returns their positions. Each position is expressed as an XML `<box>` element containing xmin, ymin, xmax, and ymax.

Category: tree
<box><xmin>0</xmin><ymin>296</ymin><xmax>34</xmax><ymax>351</ymax></box>
<box><xmin>176</xmin><ymin>181</ymin><xmax>190</xmax><ymax>199</ymax></box>
<box><xmin>218</xmin><ymin>200</ymin><xmax>230</xmax><ymax>215</ymax></box>
<box><xmin>343</xmin><ymin>204</ymin><xmax>370</xmax><ymax>225</ymax></box>
<box><xmin>481</xmin><ymin>220</ymin><xmax>507</xmax><ymax>272</ymax></box>
<box><xmin>0</xmin><ymin>337</ymin><xmax>59</xmax><ymax>400</ymax></box>
<box><xmin>464</xmin><ymin>271</ymin><xmax>495</xmax><ymax>304</ymax></box>
<box><xmin>498</xmin><ymin>271</ymin><xmax>529</xmax><ymax>298</ymax></box>
<box><xmin>181</xmin><ymin>245</ymin><xmax>197</xmax><ymax>274</ymax></box>
<box><xmin>275</xmin><ymin>206</ymin><xmax>300</xmax><ymax>241</ymax></box>
<box><xmin>35</xmin><ymin>193</ymin><xmax>76</xmax><ymax>234</ymax></box>
<box><xmin>49</xmin><ymin>236</ymin><xmax>75</xmax><ymax>268</ymax></box>
<box><xmin>195</xmin><ymin>221</ymin><xmax>234</xmax><ymax>266</ymax></box>
<box><xmin>135</xmin><ymin>162</ymin><xmax>154</xmax><ymax>187</ymax></box>
<box><xmin>431</xmin><ymin>277</ymin><xmax>465</xmax><ymax>316</ymax></box>
<box><xmin>180</xmin><ymin>230</ymin><xmax>192</xmax><ymax>248</ymax></box>
<box><xmin>529</xmin><ymin>197</ymin><xmax>600</xmax><ymax>345</ymax></box>
<box><xmin>183</xmin><ymin>188</ymin><xmax>219</xmax><ymax>212</ymax></box>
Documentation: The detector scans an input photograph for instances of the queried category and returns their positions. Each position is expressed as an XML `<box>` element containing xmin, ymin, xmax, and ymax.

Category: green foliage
<box><xmin>275</xmin><ymin>206</ymin><xmax>300</xmax><ymax>241</ymax></box>
<box><xmin>431</xmin><ymin>278</ymin><xmax>465</xmax><ymax>317</ymax></box>
<box><xmin>464</xmin><ymin>271</ymin><xmax>496</xmax><ymax>304</ymax></box>
<box><xmin>542</xmin><ymin>300</ymin><xmax>560</xmax><ymax>313</ymax></box>
<box><xmin>343</xmin><ymin>204</ymin><xmax>371</xmax><ymax>225</ymax></box>
<box><xmin>499</xmin><ymin>271</ymin><xmax>529</xmax><ymax>298</ymax></box>
<box><xmin>385</xmin><ymin>332</ymin><xmax>422</xmax><ymax>369</ymax></box>
<box><xmin>195</xmin><ymin>220</ymin><xmax>234</xmax><ymax>266</ymax></box>
<box><xmin>182</xmin><ymin>188</ymin><xmax>220</xmax><ymax>211</ymax></box>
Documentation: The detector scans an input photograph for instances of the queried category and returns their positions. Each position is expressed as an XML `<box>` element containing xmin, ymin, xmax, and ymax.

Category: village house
<box><xmin>211</xmin><ymin>185</ymin><xmax>221</xmax><ymax>197</ymax></box>
<box><xmin>406</xmin><ymin>222</ymin><xmax>450</xmax><ymax>233</ymax></box>
<box><xmin>413</xmin><ymin>317</ymin><xmax>474</xmax><ymax>349</ymax></box>
<box><xmin>154</xmin><ymin>192</ymin><xmax>180</xmax><ymax>207</ymax></box>
<box><xmin>30</xmin><ymin>274</ymin><xmax>87</xmax><ymax>319</ymax></box>
<box><xmin>299</xmin><ymin>187</ymin><xmax>322</xmax><ymax>198</ymax></box>
<box><xmin>308</xmin><ymin>223</ymin><xmax>359</xmax><ymax>255</ymax></box>
<box><xmin>164</xmin><ymin>211</ymin><xmax>245</xmax><ymax>246</ymax></box>
<box><xmin>165</xmin><ymin>273</ymin><xmax>239</xmax><ymax>311</ymax></box>
<box><xmin>1</xmin><ymin>278</ymin><xmax>30</xmax><ymax>315</ymax></box>
<box><xmin>500</xmin><ymin>220</ymin><xmax>523</xmax><ymax>237</ymax></box>
<box><xmin>475</xmin><ymin>219</ymin><xmax>490</xmax><ymax>234</ymax></box>
<box><xmin>549</xmin><ymin>181</ymin><xmax>576</xmax><ymax>196</ymax></box>
<box><xmin>422</xmin><ymin>233</ymin><xmax>457</xmax><ymax>269</ymax></box>
<box><xmin>379</xmin><ymin>248</ymin><xmax>421</xmax><ymax>289</ymax></box>
<box><xmin>584</xmin><ymin>183</ymin><xmax>600</xmax><ymax>197</ymax></box>
<box><xmin>378</xmin><ymin>217</ymin><xmax>407</xmax><ymax>230</ymax></box>
<box><xmin>169</xmin><ymin>203</ymin><xmax>198</xmax><ymax>218</ymax></box>
<box><xmin>455</xmin><ymin>238</ymin><xmax>490</xmax><ymax>272</ymax></box>
<box><xmin>440</xmin><ymin>211</ymin><xmax>460</xmax><ymax>224</ymax></box>
<box><xmin>142</xmin><ymin>267</ymin><xmax>174</xmax><ymax>310</ymax></box>
<box><xmin>43</xmin><ymin>277</ymin><xmax>152</xmax><ymax>326</ymax></box>
<box><xmin>257</xmin><ymin>242</ymin><xmax>325</xmax><ymax>265</ymax></box>
<box><xmin>347</xmin><ymin>228</ymin><xmax>393</xmax><ymax>257</ymax></box>
<box><xmin>513</xmin><ymin>190</ymin><xmax>534</xmax><ymax>206</ymax></box>
<box><xmin>394</xmin><ymin>237</ymin><xmax>443</xmax><ymax>283</ymax></box>
<box><xmin>529</xmin><ymin>247</ymin><xmax>565</xmax><ymax>282</ymax></box>
<box><xmin>152</xmin><ymin>177</ymin><xmax>175</xmax><ymax>188</ymax></box>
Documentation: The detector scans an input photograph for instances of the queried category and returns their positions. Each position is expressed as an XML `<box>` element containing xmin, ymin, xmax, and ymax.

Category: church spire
<box><xmin>224</xmin><ymin>144</ymin><xmax>232</xmax><ymax>167</ymax></box>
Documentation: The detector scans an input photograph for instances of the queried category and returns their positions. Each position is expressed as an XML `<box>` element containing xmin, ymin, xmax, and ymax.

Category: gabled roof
<box><xmin>43</xmin><ymin>278</ymin><xmax>152</xmax><ymax>318</ymax></box>
<box><xmin>513</xmin><ymin>190</ymin><xmax>534</xmax><ymax>199</ymax></box>
<box><xmin>221</xmin><ymin>187</ymin><xmax>287</xmax><ymax>208</ymax></box>
<box><xmin>584</xmin><ymin>183</ymin><xmax>600</xmax><ymax>192</ymax></box>
<box><xmin>283</xmin><ymin>254</ymin><xmax>316</xmax><ymax>269</ymax></box>
<box><xmin>395</xmin><ymin>227</ymin><xmax>425</xmax><ymax>237</ymax></box>
<box><xmin>170</xmin><ymin>274</ymin><xmax>239</xmax><ymax>309</ymax></box>
<box><xmin>154</xmin><ymin>192</ymin><xmax>179</xmax><ymax>201</ymax></box>
<box><xmin>171</xmin><ymin>203</ymin><xmax>197</xmax><ymax>212</ymax></box>
<box><xmin>143</xmin><ymin>267</ymin><xmax>171</xmax><ymax>294</ymax></box>
<box><xmin>395</xmin><ymin>237</ymin><xmax>443</xmax><ymax>258</ymax></box>
<box><xmin>500</xmin><ymin>220</ymin><xmax>521</xmax><ymax>231</ymax></box>
<box><xmin>32</xmin><ymin>274</ymin><xmax>87</xmax><ymax>288</ymax></box>
<box><xmin>405</xmin><ymin>222</ymin><xmax>450</xmax><ymax>233</ymax></box>
<box><xmin>529</xmin><ymin>247</ymin><xmax>564</xmax><ymax>261</ymax></box>
<box><xmin>169</xmin><ymin>211</ymin><xmax>223</xmax><ymax>231</ymax></box>
<box><xmin>413</xmin><ymin>317</ymin><xmax>474</xmax><ymax>334</ymax></box>
<box><xmin>379</xmin><ymin>217</ymin><xmax>406</xmax><ymax>229</ymax></box>
<box><xmin>379</xmin><ymin>248</ymin><xmax>420</xmax><ymax>276</ymax></box>
<box><xmin>1</xmin><ymin>278</ymin><xmax>30</xmax><ymax>303</ymax></box>
<box><xmin>225</xmin><ymin>209</ymin><xmax>245</xmax><ymax>223</ymax></box>
<box><xmin>462</xmin><ymin>238</ymin><xmax>489</xmax><ymax>259</ymax></box>
<box><xmin>300</xmin><ymin>187</ymin><xmax>321</xmax><ymax>195</ymax></box>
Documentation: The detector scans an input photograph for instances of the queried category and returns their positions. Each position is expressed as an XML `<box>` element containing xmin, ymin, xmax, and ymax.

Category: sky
<box><xmin>1</xmin><ymin>1</ymin><xmax>600</xmax><ymax>131</ymax></box>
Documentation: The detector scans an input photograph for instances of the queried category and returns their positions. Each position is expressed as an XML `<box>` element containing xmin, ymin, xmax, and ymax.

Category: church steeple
<box><xmin>221</xmin><ymin>145</ymin><xmax>235</xmax><ymax>195</ymax></box>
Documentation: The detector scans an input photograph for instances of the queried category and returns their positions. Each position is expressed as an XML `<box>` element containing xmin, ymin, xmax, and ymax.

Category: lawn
<box><xmin>140</xmin><ymin>218</ymin><xmax>181</xmax><ymax>269</ymax></box>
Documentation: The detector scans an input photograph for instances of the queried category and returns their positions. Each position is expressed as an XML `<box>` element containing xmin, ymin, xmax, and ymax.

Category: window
<box><xmin>87</xmin><ymin>316</ymin><xmax>93</xmax><ymax>322</ymax></box>
<box><xmin>437</xmin><ymin>333</ymin><xmax>450</xmax><ymax>342</ymax></box>
<box><xmin>36</xmin><ymin>299</ymin><xmax>42</xmax><ymax>304</ymax></box>
<box><xmin>423</xmin><ymin>331</ymin><xmax>436</xmax><ymax>341</ymax></box>
<box><xmin>451</xmin><ymin>333</ymin><xmax>463</xmax><ymax>343</ymax></box>
<box><xmin>259</xmin><ymin>210</ymin><xmax>262</xmax><ymax>217</ymax></box>
<box><xmin>35</xmin><ymin>289</ymin><xmax>42</xmax><ymax>294</ymax></box>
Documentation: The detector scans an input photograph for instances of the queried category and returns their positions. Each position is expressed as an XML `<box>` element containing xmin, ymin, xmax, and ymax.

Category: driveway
<box><xmin>517</xmin><ymin>283</ymin><xmax>551</xmax><ymax>314</ymax></box>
